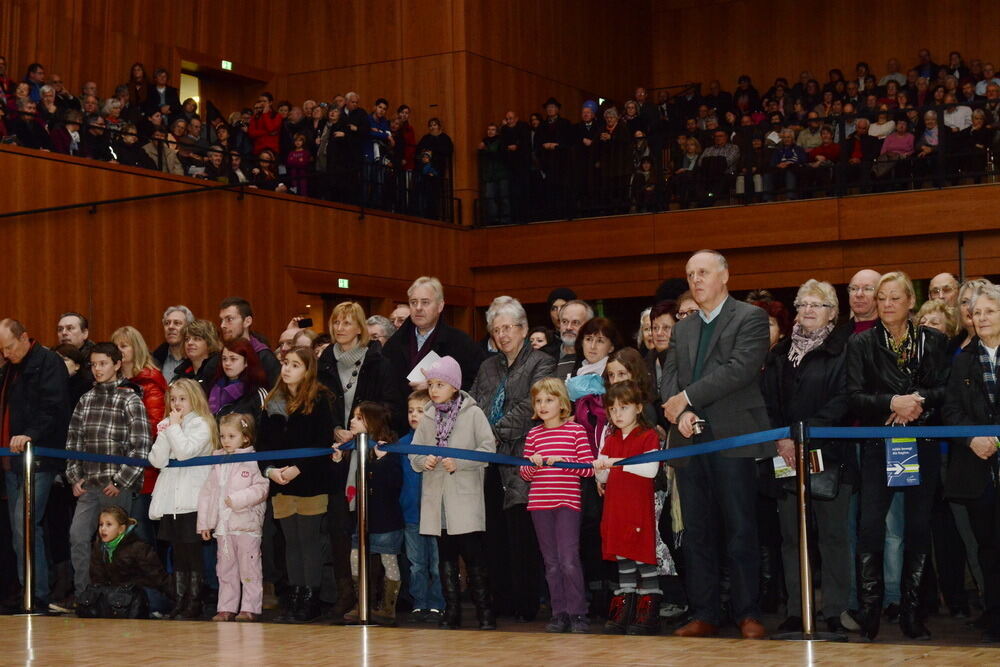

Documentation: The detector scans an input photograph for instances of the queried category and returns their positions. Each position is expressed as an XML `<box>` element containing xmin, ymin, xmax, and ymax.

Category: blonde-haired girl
<box><xmin>148</xmin><ymin>377</ymin><xmax>218</xmax><ymax>618</ymax></box>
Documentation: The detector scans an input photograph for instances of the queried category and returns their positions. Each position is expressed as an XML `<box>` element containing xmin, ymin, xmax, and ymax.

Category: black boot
<box><xmin>168</xmin><ymin>571</ymin><xmax>189</xmax><ymax>620</ymax></box>
<box><xmin>626</xmin><ymin>593</ymin><xmax>661</xmax><ymax>635</ymax></box>
<box><xmin>759</xmin><ymin>546</ymin><xmax>781</xmax><ymax>614</ymax></box>
<box><xmin>468</xmin><ymin>565</ymin><xmax>496</xmax><ymax>630</ymax></box>
<box><xmin>603</xmin><ymin>593</ymin><xmax>637</xmax><ymax>634</ymax></box>
<box><xmin>279</xmin><ymin>586</ymin><xmax>304</xmax><ymax>622</ymax></box>
<box><xmin>439</xmin><ymin>561</ymin><xmax>461</xmax><ymax>629</ymax></box>
<box><xmin>899</xmin><ymin>552</ymin><xmax>932</xmax><ymax>640</ymax></box>
<box><xmin>294</xmin><ymin>586</ymin><xmax>322</xmax><ymax>622</ymax></box>
<box><xmin>181</xmin><ymin>572</ymin><xmax>203</xmax><ymax>619</ymax></box>
<box><xmin>849</xmin><ymin>552</ymin><xmax>883</xmax><ymax>641</ymax></box>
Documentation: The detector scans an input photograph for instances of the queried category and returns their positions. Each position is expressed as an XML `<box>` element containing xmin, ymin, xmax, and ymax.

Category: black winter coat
<box><xmin>763</xmin><ymin>325</ymin><xmax>855</xmax><ymax>479</ymax></box>
<box><xmin>942</xmin><ymin>339</ymin><xmax>999</xmax><ymax>501</ymax></box>
<box><xmin>366</xmin><ymin>452</ymin><xmax>404</xmax><ymax>534</ymax></box>
<box><xmin>318</xmin><ymin>342</ymin><xmax>401</xmax><ymax>431</ymax></box>
<box><xmin>0</xmin><ymin>342</ymin><xmax>71</xmax><ymax>472</ymax></box>
<box><xmin>846</xmin><ymin>322</ymin><xmax>950</xmax><ymax>427</ymax></box>
<box><xmin>89</xmin><ymin>529</ymin><xmax>171</xmax><ymax>595</ymax></box>
<box><xmin>257</xmin><ymin>392</ymin><xmax>334</xmax><ymax>498</ymax></box>
<box><xmin>171</xmin><ymin>354</ymin><xmax>220</xmax><ymax>393</ymax></box>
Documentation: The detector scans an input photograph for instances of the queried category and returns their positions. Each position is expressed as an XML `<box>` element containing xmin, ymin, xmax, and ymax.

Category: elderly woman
<box><xmin>637</xmin><ymin>307</ymin><xmax>653</xmax><ymax>356</ymax></box>
<box><xmin>317</xmin><ymin>300</ymin><xmax>399</xmax><ymax>618</ymax></box>
<box><xmin>943</xmin><ymin>283</ymin><xmax>1000</xmax><ymax>643</ymax></box>
<box><xmin>366</xmin><ymin>315</ymin><xmax>396</xmax><ymax>347</ymax></box>
<box><xmin>469</xmin><ymin>296</ymin><xmax>556</xmax><ymax>621</ymax></box>
<box><xmin>762</xmin><ymin>280</ymin><xmax>853</xmax><ymax>634</ymax></box>
<box><xmin>599</xmin><ymin>106</ymin><xmax>634</xmax><ymax>212</ymax></box>
<box><xmin>846</xmin><ymin>271</ymin><xmax>950</xmax><ymax>641</ymax></box>
<box><xmin>645</xmin><ymin>301</ymin><xmax>676</xmax><ymax>392</ymax></box>
<box><xmin>914</xmin><ymin>110</ymin><xmax>941</xmax><ymax>186</ymax></box>
<box><xmin>953</xmin><ymin>279</ymin><xmax>994</xmax><ymax>352</ymax></box>
<box><xmin>172</xmin><ymin>319</ymin><xmax>222</xmax><ymax>389</ymax></box>
<box><xmin>915</xmin><ymin>299</ymin><xmax>958</xmax><ymax>337</ymax></box>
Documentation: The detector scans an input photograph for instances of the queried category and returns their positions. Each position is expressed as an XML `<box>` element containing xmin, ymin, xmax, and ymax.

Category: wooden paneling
<box><xmin>0</xmin><ymin>146</ymin><xmax>468</xmax><ymax>347</ymax></box>
<box><xmin>652</xmin><ymin>0</ymin><xmax>1000</xmax><ymax>91</ymax></box>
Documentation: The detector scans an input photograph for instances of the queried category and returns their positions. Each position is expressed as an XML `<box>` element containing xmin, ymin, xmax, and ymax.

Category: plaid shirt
<box><xmin>66</xmin><ymin>380</ymin><xmax>152</xmax><ymax>490</ymax></box>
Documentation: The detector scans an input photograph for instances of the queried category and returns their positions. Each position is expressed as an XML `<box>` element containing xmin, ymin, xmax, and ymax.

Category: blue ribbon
<box><xmin>2</xmin><ymin>424</ymin><xmax>999</xmax><ymax>471</ymax></box>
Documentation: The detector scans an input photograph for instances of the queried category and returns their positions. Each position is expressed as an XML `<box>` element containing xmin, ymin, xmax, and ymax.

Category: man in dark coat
<box><xmin>570</xmin><ymin>100</ymin><xmax>604</xmax><ymax>215</ymax></box>
<box><xmin>381</xmin><ymin>277</ymin><xmax>485</xmax><ymax>429</ymax></box>
<box><xmin>0</xmin><ymin>318</ymin><xmax>71</xmax><ymax>607</ymax></box>
<box><xmin>536</xmin><ymin>97</ymin><xmax>573</xmax><ymax>219</ymax></box>
<box><xmin>500</xmin><ymin>110</ymin><xmax>531</xmax><ymax>223</ymax></box>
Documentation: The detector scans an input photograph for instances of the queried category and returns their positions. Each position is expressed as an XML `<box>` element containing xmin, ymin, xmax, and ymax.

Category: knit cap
<box><xmin>422</xmin><ymin>355</ymin><xmax>462</xmax><ymax>392</ymax></box>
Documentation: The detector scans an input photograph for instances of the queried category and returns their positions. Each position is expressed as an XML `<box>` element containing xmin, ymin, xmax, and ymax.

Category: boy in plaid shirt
<box><xmin>65</xmin><ymin>342</ymin><xmax>152</xmax><ymax>601</ymax></box>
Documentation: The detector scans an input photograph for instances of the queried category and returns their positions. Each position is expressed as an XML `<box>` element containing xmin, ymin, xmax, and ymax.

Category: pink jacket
<box><xmin>196</xmin><ymin>447</ymin><xmax>269</xmax><ymax>536</ymax></box>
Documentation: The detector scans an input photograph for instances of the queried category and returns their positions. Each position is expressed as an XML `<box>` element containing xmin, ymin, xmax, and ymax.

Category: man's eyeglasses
<box><xmin>847</xmin><ymin>285</ymin><xmax>875</xmax><ymax>295</ymax></box>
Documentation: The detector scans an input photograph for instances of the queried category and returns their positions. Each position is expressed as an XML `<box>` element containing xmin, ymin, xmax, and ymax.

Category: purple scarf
<box><xmin>434</xmin><ymin>395</ymin><xmax>463</xmax><ymax>447</ymax></box>
<box><xmin>208</xmin><ymin>379</ymin><xmax>246</xmax><ymax>414</ymax></box>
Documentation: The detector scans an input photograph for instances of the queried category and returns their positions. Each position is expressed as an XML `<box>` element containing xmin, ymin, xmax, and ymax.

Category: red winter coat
<box><xmin>132</xmin><ymin>367</ymin><xmax>167</xmax><ymax>495</ymax></box>
<box><xmin>248</xmin><ymin>111</ymin><xmax>282</xmax><ymax>155</ymax></box>
<box><xmin>600</xmin><ymin>427</ymin><xmax>658</xmax><ymax>564</ymax></box>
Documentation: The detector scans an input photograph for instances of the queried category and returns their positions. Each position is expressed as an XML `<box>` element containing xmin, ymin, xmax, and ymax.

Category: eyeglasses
<box><xmin>795</xmin><ymin>302</ymin><xmax>833</xmax><ymax>311</ymax></box>
<box><xmin>491</xmin><ymin>323</ymin><xmax>522</xmax><ymax>337</ymax></box>
<box><xmin>676</xmin><ymin>309</ymin><xmax>700</xmax><ymax>319</ymax></box>
<box><xmin>847</xmin><ymin>285</ymin><xmax>875</xmax><ymax>295</ymax></box>
<box><xmin>929</xmin><ymin>286</ymin><xmax>956</xmax><ymax>297</ymax></box>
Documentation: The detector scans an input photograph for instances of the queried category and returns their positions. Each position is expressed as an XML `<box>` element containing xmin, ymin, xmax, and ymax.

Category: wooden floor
<box><xmin>5</xmin><ymin>616</ymin><xmax>998</xmax><ymax>666</ymax></box>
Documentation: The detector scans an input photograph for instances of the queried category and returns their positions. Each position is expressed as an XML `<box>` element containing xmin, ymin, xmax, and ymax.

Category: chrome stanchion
<box><xmin>20</xmin><ymin>440</ymin><xmax>41</xmax><ymax>615</ymax></box>
<box><xmin>774</xmin><ymin>422</ymin><xmax>846</xmax><ymax>642</ymax></box>
<box><xmin>354</xmin><ymin>433</ymin><xmax>371</xmax><ymax>625</ymax></box>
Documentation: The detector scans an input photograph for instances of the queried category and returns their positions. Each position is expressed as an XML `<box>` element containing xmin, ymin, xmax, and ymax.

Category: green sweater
<box><xmin>692</xmin><ymin>317</ymin><xmax>719</xmax><ymax>383</ymax></box>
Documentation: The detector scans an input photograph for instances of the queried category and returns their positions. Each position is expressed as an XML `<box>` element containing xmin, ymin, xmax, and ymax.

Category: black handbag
<box><xmin>105</xmin><ymin>584</ymin><xmax>149</xmax><ymax>619</ymax></box>
<box><xmin>75</xmin><ymin>585</ymin><xmax>104</xmax><ymax>618</ymax></box>
<box><xmin>781</xmin><ymin>462</ymin><xmax>842</xmax><ymax>501</ymax></box>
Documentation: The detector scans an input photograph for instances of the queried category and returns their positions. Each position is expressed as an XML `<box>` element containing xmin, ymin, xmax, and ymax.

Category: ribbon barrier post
<box><xmin>774</xmin><ymin>422</ymin><xmax>846</xmax><ymax>643</ymax></box>
<box><xmin>354</xmin><ymin>433</ymin><xmax>371</xmax><ymax>626</ymax></box>
<box><xmin>20</xmin><ymin>440</ymin><xmax>42</xmax><ymax>615</ymax></box>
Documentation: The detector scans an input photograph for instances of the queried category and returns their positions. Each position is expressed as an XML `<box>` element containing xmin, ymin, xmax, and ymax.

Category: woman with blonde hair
<box><xmin>112</xmin><ymin>325</ymin><xmax>169</xmax><ymax>543</ymax></box>
<box><xmin>316</xmin><ymin>301</ymin><xmax>399</xmax><ymax>618</ymax></box>
<box><xmin>172</xmin><ymin>319</ymin><xmax>222</xmax><ymax>390</ymax></box>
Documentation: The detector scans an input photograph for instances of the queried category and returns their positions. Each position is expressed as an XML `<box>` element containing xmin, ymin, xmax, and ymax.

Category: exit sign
<box><xmin>338</xmin><ymin>278</ymin><xmax>350</xmax><ymax>289</ymax></box>
<box><xmin>221</xmin><ymin>60</ymin><xmax>233</xmax><ymax>70</ymax></box>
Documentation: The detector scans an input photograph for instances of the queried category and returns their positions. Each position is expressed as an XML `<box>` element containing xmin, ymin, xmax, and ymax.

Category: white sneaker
<box><xmin>659</xmin><ymin>603</ymin><xmax>688</xmax><ymax>619</ymax></box>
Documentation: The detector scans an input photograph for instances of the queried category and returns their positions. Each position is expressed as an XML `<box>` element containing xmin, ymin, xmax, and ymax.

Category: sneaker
<box><xmin>48</xmin><ymin>599</ymin><xmax>75</xmax><ymax>614</ymax></box>
<box><xmin>424</xmin><ymin>609</ymin><xmax>443</xmax><ymax>624</ymax></box>
<box><xmin>546</xmin><ymin>612</ymin><xmax>570</xmax><ymax>633</ymax></box>
<box><xmin>570</xmin><ymin>614</ymin><xmax>590</xmax><ymax>634</ymax></box>
<box><xmin>658</xmin><ymin>603</ymin><xmax>688</xmax><ymax>619</ymax></box>
<box><xmin>409</xmin><ymin>609</ymin><xmax>428</xmax><ymax>623</ymax></box>
<box><xmin>840</xmin><ymin>610</ymin><xmax>860</xmax><ymax>632</ymax></box>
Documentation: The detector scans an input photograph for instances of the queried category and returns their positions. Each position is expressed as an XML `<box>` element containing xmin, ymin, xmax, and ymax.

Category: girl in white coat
<box><xmin>148</xmin><ymin>378</ymin><xmax>217</xmax><ymax>618</ymax></box>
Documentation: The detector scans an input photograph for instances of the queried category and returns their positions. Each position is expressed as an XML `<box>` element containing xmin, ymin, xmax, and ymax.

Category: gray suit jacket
<box><xmin>659</xmin><ymin>295</ymin><xmax>773</xmax><ymax>463</ymax></box>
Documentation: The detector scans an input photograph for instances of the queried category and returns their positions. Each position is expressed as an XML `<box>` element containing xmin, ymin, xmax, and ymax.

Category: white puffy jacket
<box><xmin>148</xmin><ymin>413</ymin><xmax>213</xmax><ymax>520</ymax></box>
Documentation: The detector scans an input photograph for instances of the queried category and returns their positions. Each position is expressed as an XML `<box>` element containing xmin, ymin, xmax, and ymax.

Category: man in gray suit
<box><xmin>660</xmin><ymin>249</ymin><xmax>772</xmax><ymax>639</ymax></box>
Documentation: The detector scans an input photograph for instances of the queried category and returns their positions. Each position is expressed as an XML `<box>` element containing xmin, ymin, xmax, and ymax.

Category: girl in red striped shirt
<box><xmin>520</xmin><ymin>377</ymin><xmax>594</xmax><ymax>634</ymax></box>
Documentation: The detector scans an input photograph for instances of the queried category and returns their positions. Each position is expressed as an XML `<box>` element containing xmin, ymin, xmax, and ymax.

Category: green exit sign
<box><xmin>221</xmin><ymin>60</ymin><xmax>233</xmax><ymax>71</ymax></box>
<box><xmin>338</xmin><ymin>278</ymin><xmax>350</xmax><ymax>289</ymax></box>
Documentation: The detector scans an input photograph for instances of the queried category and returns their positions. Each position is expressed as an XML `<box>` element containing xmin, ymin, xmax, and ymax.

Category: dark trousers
<box><xmin>965</xmin><ymin>480</ymin><xmax>1000</xmax><ymax>620</ymax></box>
<box><xmin>484</xmin><ymin>467</ymin><xmax>542</xmax><ymax>618</ymax></box>
<box><xmin>438</xmin><ymin>530</ymin><xmax>486</xmax><ymax>569</ymax></box>
<box><xmin>675</xmin><ymin>449</ymin><xmax>761</xmax><ymax>625</ymax></box>
<box><xmin>857</xmin><ymin>441</ymin><xmax>940</xmax><ymax>554</ymax></box>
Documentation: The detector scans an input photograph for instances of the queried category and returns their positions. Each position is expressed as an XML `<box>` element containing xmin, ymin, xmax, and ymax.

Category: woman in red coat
<box><xmin>248</xmin><ymin>93</ymin><xmax>283</xmax><ymax>156</ymax></box>
<box><xmin>113</xmin><ymin>326</ymin><xmax>168</xmax><ymax>543</ymax></box>
<box><xmin>595</xmin><ymin>381</ymin><xmax>661</xmax><ymax>635</ymax></box>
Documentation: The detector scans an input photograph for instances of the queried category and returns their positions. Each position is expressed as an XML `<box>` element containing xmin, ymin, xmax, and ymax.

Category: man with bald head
<box><xmin>0</xmin><ymin>318</ymin><xmax>71</xmax><ymax>608</ymax></box>
<box><xmin>928</xmin><ymin>272</ymin><xmax>960</xmax><ymax>307</ymax></box>
<box><xmin>847</xmin><ymin>269</ymin><xmax>881</xmax><ymax>333</ymax></box>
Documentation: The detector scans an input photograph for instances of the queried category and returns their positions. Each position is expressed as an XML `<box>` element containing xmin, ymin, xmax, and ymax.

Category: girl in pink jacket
<box><xmin>197</xmin><ymin>413</ymin><xmax>270</xmax><ymax>622</ymax></box>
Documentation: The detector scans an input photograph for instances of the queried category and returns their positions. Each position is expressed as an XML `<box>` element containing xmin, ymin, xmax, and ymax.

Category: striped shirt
<box><xmin>519</xmin><ymin>421</ymin><xmax>594</xmax><ymax>511</ymax></box>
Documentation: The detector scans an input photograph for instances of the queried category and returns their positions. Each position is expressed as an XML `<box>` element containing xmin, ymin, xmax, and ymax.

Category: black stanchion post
<box><xmin>774</xmin><ymin>421</ymin><xmax>847</xmax><ymax>642</ymax></box>
<box><xmin>355</xmin><ymin>433</ymin><xmax>370</xmax><ymax>625</ymax></box>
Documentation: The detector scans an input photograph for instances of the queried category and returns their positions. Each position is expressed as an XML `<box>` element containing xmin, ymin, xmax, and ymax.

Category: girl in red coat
<box><xmin>595</xmin><ymin>381</ymin><xmax>661</xmax><ymax>635</ymax></box>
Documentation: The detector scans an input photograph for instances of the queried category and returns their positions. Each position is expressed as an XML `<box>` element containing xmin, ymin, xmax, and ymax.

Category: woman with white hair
<box><xmin>762</xmin><ymin>279</ymin><xmax>853</xmax><ymax>634</ymax></box>
<box><xmin>470</xmin><ymin>296</ymin><xmax>557</xmax><ymax>622</ymax></box>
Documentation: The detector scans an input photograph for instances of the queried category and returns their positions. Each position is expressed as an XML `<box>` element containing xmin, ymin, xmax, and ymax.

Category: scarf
<box><xmin>434</xmin><ymin>395</ymin><xmax>463</xmax><ymax>448</ymax></box>
<box><xmin>208</xmin><ymin>379</ymin><xmax>246</xmax><ymax>414</ymax></box>
<box><xmin>488</xmin><ymin>347</ymin><xmax>523</xmax><ymax>425</ymax></box>
<box><xmin>787</xmin><ymin>322</ymin><xmax>834</xmax><ymax>367</ymax></box>
<box><xmin>576</xmin><ymin>356</ymin><xmax>608</xmax><ymax>377</ymax></box>
<box><xmin>333</xmin><ymin>343</ymin><xmax>367</xmax><ymax>424</ymax></box>
<box><xmin>102</xmin><ymin>525</ymin><xmax>133</xmax><ymax>563</ymax></box>
<box><xmin>979</xmin><ymin>340</ymin><xmax>999</xmax><ymax>408</ymax></box>
<box><xmin>882</xmin><ymin>321</ymin><xmax>917</xmax><ymax>373</ymax></box>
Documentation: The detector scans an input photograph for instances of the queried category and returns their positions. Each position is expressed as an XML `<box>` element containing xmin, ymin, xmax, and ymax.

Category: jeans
<box><xmin>403</xmin><ymin>523</ymin><xmax>444</xmax><ymax>611</ymax></box>
<box><xmin>69</xmin><ymin>485</ymin><xmax>135</xmax><ymax>597</ymax></box>
<box><xmin>5</xmin><ymin>470</ymin><xmax>55</xmax><ymax>602</ymax></box>
<box><xmin>884</xmin><ymin>492</ymin><xmax>905</xmax><ymax>605</ymax></box>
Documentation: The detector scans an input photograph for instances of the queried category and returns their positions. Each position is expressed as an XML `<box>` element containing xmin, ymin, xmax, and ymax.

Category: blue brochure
<box><xmin>885</xmin><ymin>438</ymin><xmax>920</xmax><ymax>487</ymax></box>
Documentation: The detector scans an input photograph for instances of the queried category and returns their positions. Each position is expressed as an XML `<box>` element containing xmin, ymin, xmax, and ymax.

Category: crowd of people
<box><xmin>0</xmin><ymin>59</ymin><xmax>456</xmax><ymax>221</ymax></box>
<box><xmin>476</xmin><ymin>48</ymin><xmax>1000</xmax><ymax>224</ymax></box>
<box><xmin>1</xmin><ymin>262</ymin><xmax>999</xmax><ymax>644</ymax></box>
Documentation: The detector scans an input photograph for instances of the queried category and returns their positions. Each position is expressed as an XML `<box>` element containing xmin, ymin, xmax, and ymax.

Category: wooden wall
<box><xmin>0</xmin><ymin>145</ymin><xmax>471</xmax><ymax>347</ymax></box>
<box><xmin>652</xmin><ymin>0</ymin><xmax>1000</xmax><ymax>91</ymax></box>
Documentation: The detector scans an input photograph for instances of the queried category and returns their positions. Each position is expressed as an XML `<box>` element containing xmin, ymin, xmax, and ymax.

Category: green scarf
<box><xmin>102</xmin><ymin>525</ymin><xmax>132</xmax><ymax>563</ymax></box>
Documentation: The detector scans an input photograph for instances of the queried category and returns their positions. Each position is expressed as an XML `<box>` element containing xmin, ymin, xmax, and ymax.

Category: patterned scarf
<box><xmin>488</xmin><ymin>372</ymin><xmax>507</xmax><ymax>426</ymax></box>
<box><xmin>883</xmin><ymin>321</ymin><xmax>917</xmax><ymax>373</ymax></box>
<box><xmin>979</xmin><ymin>340</ymin><xmax>999</xmax><ymax>408</ymax></box>
<box><xmin>787</xmin><ymin>322</ymin><xmax>834</xmax><ymax>368</ymax></box>
<box><xmin>434</xmin><ymin>394</ymin><xmax>464</xmax><ymax>447</ymax></box>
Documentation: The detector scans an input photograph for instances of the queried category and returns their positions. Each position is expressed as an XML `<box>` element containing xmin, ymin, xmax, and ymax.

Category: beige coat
<box><xmin>409</xmin><ymin>392</ymin><xmax>496</xmax><ymax>536</ymax></box>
